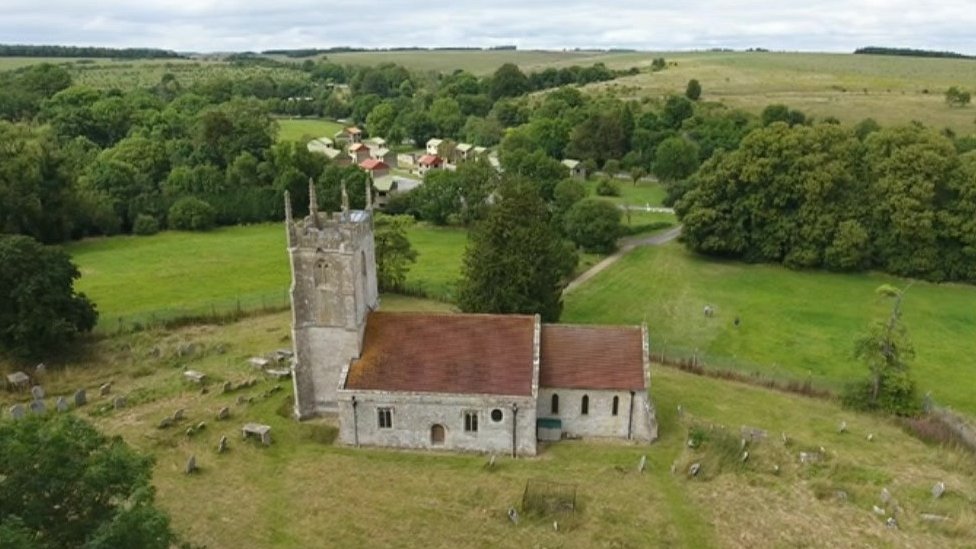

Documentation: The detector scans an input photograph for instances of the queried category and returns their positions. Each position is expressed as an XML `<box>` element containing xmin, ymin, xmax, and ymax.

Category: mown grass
<box><xmin>2</xmin><ymin>308</ymin><xmax>972</xmax><ymax>547</ymax></box>
<box><xmin>583</xmin><ymin>179</ymin><xmax>669</xmax><ymax>208</ymax></box>
<box><xmin>563</xmin><ymin>242</ymin><xmax>976</xmax><ymax>415</ymax></box>
<box><xmin>67</xmin><ymin>222</ymin><xmax>467</xmax><ymax>330</ymax></box>
<box><xmin>323</xmin><ymin>50</ymin><xmax>620</xmax><ymax>75</ymax></box>
<box><xmin>276</xmin><ymin>118</ymin><xmax>345</xmax><ymax>143</ymax></box>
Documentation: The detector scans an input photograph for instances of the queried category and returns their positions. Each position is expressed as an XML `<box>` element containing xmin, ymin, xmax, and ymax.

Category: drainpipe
<box><xmin>511</xmin><ymin>403</ymin><xmax>519</xmax><ymax>458</ymax></box>
<box><xmin>627</xmin><ymin>391</ymin><xmax>635</xmax><ymax>440</ymax></box>
<box><xmin>351</xmin><ymin>396</ymin><xmax>359</xmax><ymax>447</ymax></box>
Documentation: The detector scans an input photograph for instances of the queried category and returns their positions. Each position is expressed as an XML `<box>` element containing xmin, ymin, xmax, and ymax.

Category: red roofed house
<box><xmin>334</xmin><ymin>126</ymin><xmax>363</xmax><ymax>144</ymax></box>
<box><xmin>358</xmin><ymin>158</ymin><xmax>389</xmax><ymax>179</ymax></box>
<box><xmin>417</xmin><ymin>154</ymin><xmax>443</xmax><ymax>176</ymax></box>
<box><xmin>286</xmin><ymin>188</ymin><xmax>657</xmax><ymax>456</ymax></box>
<box><xmin>348</xmin><ymin>142</ymin><xmax>371</xmax><ymax>163</ymax></box>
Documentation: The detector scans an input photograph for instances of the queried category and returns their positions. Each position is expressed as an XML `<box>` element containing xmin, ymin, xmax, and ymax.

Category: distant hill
<box><xmin>854</xmin><ymin>46</ymin><xmax>974</xmax><ymax>60</ymax></box>
<box><xmin>0</xmin><ymin>44</ymin><xmax>185</xmax><ymax>59</ymax></box>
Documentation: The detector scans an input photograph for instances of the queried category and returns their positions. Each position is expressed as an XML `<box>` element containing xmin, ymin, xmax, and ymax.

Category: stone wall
<box><xmin>336</xmin><ymin>391</ymin><xmax>539</xmax><ymax>456</ymax></box>
<box><xmin>537</xmin><ymin>388</ymin><xmax>656</xmax><ymax>442</ymax></box>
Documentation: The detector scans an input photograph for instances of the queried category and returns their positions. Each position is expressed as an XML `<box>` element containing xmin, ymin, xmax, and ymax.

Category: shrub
<box><xmin>167</xmin><ymin>197</ymin><xmax>216</xmax><ymax>231</ymax></box>
<box><xmin>842</xmin><ymin>369</ymin><xmax>921</xmax><ymax>417</ymax></box>
<box><xmin>595</xmin><ymin>178</ymin><xmax>620</xmax><ymax>197</ymax></box>
<box><xmin>132</xmin><ymin>214</ymin><xmax>160</xmax><ymax>236</ymax></box>
<box><xmin>564</xmin><ymin>198</ymin><xmax>623</xmax><ymax>253</ymax></box>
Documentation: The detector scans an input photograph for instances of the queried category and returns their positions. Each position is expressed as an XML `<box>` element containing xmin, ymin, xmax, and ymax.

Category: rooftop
<box><xmin>540</xmin><ymin>324</ymin><xmax>645</xmax><ymax>391</ymax></box>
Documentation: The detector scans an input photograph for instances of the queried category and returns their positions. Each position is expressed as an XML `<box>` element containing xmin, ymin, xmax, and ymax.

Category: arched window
<box><xmin>612</xmin><ymin>395</ymin><xmax>619</xmax><ymax>416</ymax></box>
<box><xmin>581</xmin><ymin>395</ymin><xmax>589</xmax><ymax>415</ymax></box>
<box><xmin>361</xmin><ymin>250</ymin><xmax>367</xmax><ymax>278</ymax></box>
<box><xmin>551</xmin><ymin>394</ymin><xmax>559</xmax><ymax>415</ymax></box>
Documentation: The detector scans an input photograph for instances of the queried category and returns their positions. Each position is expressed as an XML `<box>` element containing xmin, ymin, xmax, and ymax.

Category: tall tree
<box><xmin>457</xmin><ymin>180</ymin><xmax>576</xmax><ymax>321</ymax></box>
<box><xmin>489</xmin><ymin>63</ymin><xmax>530</xmax><ymax>100</ymax></box>
<box><xmin>373</xmin><ymin>213</ymin><xmax>418</xmax><ymax>291</ymax></box>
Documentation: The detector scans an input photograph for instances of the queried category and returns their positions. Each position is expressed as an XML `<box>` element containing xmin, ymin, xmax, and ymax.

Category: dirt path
<box><xmin>563</xmin><ymin>225</ymin><xmax>682</xmax><ymax>294</ymax></box>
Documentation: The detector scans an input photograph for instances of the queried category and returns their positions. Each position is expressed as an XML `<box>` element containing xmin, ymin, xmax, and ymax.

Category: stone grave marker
<box><xmin>31</xmin><ymin>385</ymin><xmax>44</xmax><ymax>400</ymax></box>
<box><xmin>185</xmin><ymin>455</ymin><xmax>198</xmax><ymax>475</ymax></box>
<box><xmin>6</xmin><ymin>371</ymin><xmax>30</xmax><ymax>390</ymax></box>
<box><xmin>99</xmin><ymin>382</ymin><xmax>112</xmax><ymax>396</ymax></box>
<box><xmin>638</xmin><ymin>455</ymin><xmax>647</xmax><ymax>473</ymax></box>
<box><xmin>74</xmin><ymin>389</ymin><xmax>86</xmax><ymax>407</ymax></box>
<box><xmin>880</xmin><ymin>488</ymin><xmax>892</xmax><ymax>504</ymax></box>
<box><xmin>173</xmin><ymin>408</ymin><xmax>185</xmax><ymax>421</ymax></box>
<box><xmin>932</xmin><ymin>481</ymin><xmax>946</xmax><ymax>499</ymax></box>
<box><xmin>740</xmin><ymin>425</ymin><xmax>767</xmax><ymax>442</ymax></box>
<box><xmin>217</xmin><ymin>436</ymin><xmax>229</xmax><ymax>454</ymax></box>
<box><xmin>56</xmin><ymin>396</ymin><xmax>68</xmax><ymax>412</ymax></box>
<box><xmin>838</xmin><ymin>421</ymin><xmax>847</xmax><ymax>433</ymax></box>
<box><xmin>113</xmin><ymin>396</ymin><xmax>126</xmax><ymax>410</ymax></box>
<box><xmin>29</xmin><ymin>399</ymin><xmax>46</xmax><ymax>414</ymax></box>
<box><xmin>242</xmin><ymin>423</ymin><xmax>272</xmax><ymax>445</ymax></box>
<box><xmin>216</xmin><ymin>407</ymin><xmax>230</xmax><ymax>421</ymax></box>
<box><xmin>222</xmin><ymin>381</ymin><xmax>233</xmax><ymax>393</ymax></box>
<box><xmin>689</xmin><ymin>463</ymin><xmax>702</xmax><ymax>477</ymax></box>
<box><xmin>248</xmin><ymin>357</ymin><xmax>269</xmax><ymax>369</ymax></box>
<box><xmin>35</xmin><ymin>363</ymin><xmax>46</xmax><ymax>376</ymax></box>
<box><xmin>183</xmin><ymin>370</ymin><xmax>207</xmax><ymax>384</ymax></box>
<box><xmin>9</xmin><ymin>404</ymin><xmax>25</xmax><ymax>419</ymax></box>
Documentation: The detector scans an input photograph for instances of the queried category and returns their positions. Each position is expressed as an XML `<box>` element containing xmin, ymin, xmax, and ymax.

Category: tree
<box><xmin>489</xmin><ymin>63</ymin><xmax>529</xmax><ymax>100</ymax></box>
<box><xmin>552</xmin><ymin>178</ymin><xmax>587</xmax><ymax>218</ymax></box>
<box><xmin>457</xmin><ymin>180</ymin><xmax>577</xmax><ymax>321</ymax></box>
<box><xmin>564</xmin><ymin>198</ymin><xmax>623</xmax><ymax>253</ymax></box>
<box><xmin>429</xmin><ymin>97</ymin><xmax>464</xmax><ymax>138</ymax></box>
<box><xmin>0</xmin><ymin>414</ymin><xmax>176</xmax><ymax>548</ymax></box>
<box><xmin>661</xmin><ymin>95</ymin><xmax>694</xmax><ymax>129</ymax></box>
<box><xmin>410</xmin><ymin>170</ymin><xmax>461</xmax><ymax>225</ymax></box>
<box><xmin>843</xmin><ymin>285</ymin><xmax>920</xmax><ymax>416</ymax></box>
<box><xmin>629</xmin><ymin>167</ymin><xmax>647</xmax><ymax>185</ymax></box>
<box><xmin>0</xmin><ymin>235</ymin><xmax>97</xmax><ymax>359</ymax></box>
<box><xmin>365</xmin><ymin>102</ymin><xmax>397</xmax><ymax>138</ymax></box>
<box><xmin>373</xmin><ymin>213</ymin><xmax>418</xmax><ymax>291</ymax></box>
<box><xmin>945</xmin><ymin>86</ymin><xmax>971</xmax><ymax>107</ymax></box>
<box><xmin>167</xmin><ymin>196</ymin><xmax>216</xmax><ymax>231</ymax></box>
<box><xmin>685</xmin><ymin>78</ymin><xmax>702</xmax><ymax>101</ymax></box>
<box><xmin>653</xmin><ymin>136</ymin><xmax>700</xmax><ymax>182</ymax></box>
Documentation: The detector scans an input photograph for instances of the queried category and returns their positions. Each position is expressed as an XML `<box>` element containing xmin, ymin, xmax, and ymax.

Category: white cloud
<box><xmin>0</xmin><ymin>1</ymin><xmax>973</xmax><ymax>54</ymax></box>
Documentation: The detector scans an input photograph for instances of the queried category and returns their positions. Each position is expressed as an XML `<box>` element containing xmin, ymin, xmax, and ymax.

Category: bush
<box><xmin>595</xmin><ymin>178</ymin><xmax>620</xmax><ymax>197</ymax></box>
<box><xmin>132</xmin><ymin>214</ymin><xmax>160</xmax><ymax>236</ymax></box>
<box><xmin>842</xmin><ymin>369</ymin><xmax>921</xmax><ymax>417</ymax></box>
<box><xmin>564</xmin><ymin>198</ymin><xmax>623</xmax><ymax>253</ymax></box>
<box><xmin>167</xmin><ymin>197</ymin><xmax>216</xmax><ymax>231</ymax></box>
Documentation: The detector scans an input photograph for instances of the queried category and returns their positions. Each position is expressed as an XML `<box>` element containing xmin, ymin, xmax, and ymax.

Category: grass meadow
<box><xmin>276</xmin><ymin>118</ymin><xmax>345</xmax><ymax>143</ymax></box>
<box><xmin>1</xmin><ymin>308</ymin><xmax>972</xmax><ymax>548</ymax></box>
<box><xmin>67</xmin><ymin>222</ymin><xmax>467</xmax><ymax>331</ymax></box>
<box><xmin>562</xmin><ymin>242</ymin><xmax>976</xmax><ymax>414</ymax></box>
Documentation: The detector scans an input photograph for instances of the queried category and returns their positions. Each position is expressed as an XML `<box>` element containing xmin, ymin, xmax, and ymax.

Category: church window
<box><xmin>463</xmin><ymin>411</ymin><xmax>478</xmax><ymax>433</ymax></box>
<box><xmin>361</xmin><ymin>251</ymin><xmax>367</xmax><ymax>279</ymax></box>
<box><xmin>612</xmin><ymin>395</ymin><xmax>620</xmax><ymax>416</ymax></box>
<box><xmin>551</xmin><ymin>394</ymin><xmax>559</xmax><ymax>415</ymax></box>
<box><xmin>377</xmin><ymin>407</ymin><xmax>393</xmax><ymax>429</ymax></box>
<box><xmin>490</xmin><ymin>409</ymin><xmax>503</xmax><ymax>422</ymax></box>
<box><xmin>315</xmin><ymin>259</ymin><xmax>328</xmax><ymax>286</ymax></box>
<box><xmin>581</xmin><ymin>395</ymin><xmax>589</xmax><ymax>415</ymax></box>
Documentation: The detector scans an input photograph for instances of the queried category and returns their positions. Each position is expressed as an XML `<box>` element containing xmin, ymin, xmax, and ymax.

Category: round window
<box><xmin>490</xmin><ymin>409</ymin><xmax>503</xmax><ymax>422</ymax></box>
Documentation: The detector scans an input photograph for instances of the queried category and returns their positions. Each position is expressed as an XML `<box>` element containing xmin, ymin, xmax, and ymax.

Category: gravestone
<box><xmin>9</xmin><ymin>404</ymin><xmax>25</xmax><ymax>419</ymax></box>
<box><xmin>185</xmin><ymin>455</ymin><xmax>198</xmax><ymax>475</ymax></box>
<box><xmin>486</xmin><ymin>454</ymin><xmax>496</xmax><ymax>470</ymax></box>
<box><xmin>885</xmin><ymin>517</ymin><xmax>898</xmax><ymax>529</ymax></box>
<box><xmin>838</xmin><ymin>421</ymin><xmax>847</xmax><ymax>433</ymax></box>
<box><xmin>6</xmin><ymin>371</ymin><xmax>30</xmax><ymax>390</ymax></box>
<box><xmin>99</xmin><ymin>382</ymin><xmax>112</xmax><ymax>396</ymax></box>
<box><xmin>741</xmin><ymin>451</ymin><xmax>749</xmax><ymax>463</ymax></box>
<box><xmin>217</xmin><ymin>436</ymin><xmax>228</xmax><ymax>454</ymax></box>
<box><xmin>56</xmin><ymin>397</ymin><xmax>68</xmax><ymax>412</ymax></box>
<box><xmin>216</xmin><ymin>407</ymin><xmax>230</xmax><ymax>421</ymax></box>
<box><xmin>873</xmin><ymin>505</ymin><xmax>886</xmax><ymax>516</ymax></box>
<box><xmin>689</xmin><ymin>463</ymin><xmax>702</xmax><ymax>477</ymax></box>
<box><xmin>265</xmin><ymin>369</ymin><xmax>291</xmax><ymax>380</ymax></box>
<box><xmin>113</xmin><ymin>396</ymin><xmax>126</xmax><ymax>410</ymax></box>
<box><xmin>248</xmin><ymin>357</ymin><xmax>269</xmax><ymax>369</ymax></box>
<box><xmin>740</xmin><ymin>425</ymin><xmax>768</xmax><ymax>442</ymax></box>
<box><xmin>867</xmin><ymin>433</ymin><xmax>874</xmax><ymax>442</ymax></box>
<box><xmin>799</xmin><ymin>451</ymin><xmax>823</xmax><ymax>465</ymax></box>
<box><xmin>242</xmin><ymin>423</ymin><xmax>272</xmax><ymax>445</ymax></box>
<box><xmin>920</xmin><ymin>514</ymin><xmax>948</xmax><ymax>523</ymax></box>
<box><xmin>31</xmin><ymin>385</ymin><xmax>44</xmax><ymax>400</ymax></box>
<box><xmin>507</xmin><ymin>507</ymin><xmax>519</xmax><ymax>525</ymax></box>
<box><xmin>173</xmin><ymin>408</ymin><xmax>185</xmax><ymax>421</ymax></box>
<box><xmin>158</xmin><ymin>417</ymin><xmax>175</xmax><ymax>429</ymax></box>
<box><xmin>932</xmin><ymin>481</ymin><xmax>946</xmax><ymax>499</ymax></box>
<box><xmin>638</xmin><ymin>455</ymin><xmax>647</xmax><ymax>473</ymax></box>
<box><xmin>195</xmin><ymin>421</ymin><xmax>206</xmax><ymax>431</ymax></box>
<box><xmin>880</xmin><ymin>488</ymin><xmax>892</xmax><ymax>504</ymax></box>
<box><xmin>222</xmin><ymin>381</ymin><xmax>233</xmax><ymax>393</ymax></box>
<box><xmin>183</xmin><ymin>370</ymin><xmax>206</xmax><ymax>384</ymax></box>
<box><xmin>29</xmin><ymin>399</ymin><xmax>46</xmax><ymax>414</ymax></box>
<box><xmin>35</xmin><ymin>363</ymin><xmax>46</xmax><ymax>376</ymax></box>
<box><xmin>772</xmin><ymin>464</ymin><xmax>780</xmax><ymax>475</ymax></box>
<box><xmin>74</xmin><ymin>389</ymin><xmax>87</xmax><ymax>407</ymax></box>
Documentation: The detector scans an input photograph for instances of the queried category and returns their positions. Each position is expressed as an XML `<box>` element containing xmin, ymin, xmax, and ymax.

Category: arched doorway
<box><xmin>430</xmin><ymin>424</ymin><xmax>445</xmax><ymax>445</ymax></box>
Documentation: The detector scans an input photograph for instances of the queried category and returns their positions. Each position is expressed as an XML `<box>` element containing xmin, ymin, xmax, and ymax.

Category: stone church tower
<box><xmin>286</xmin><ymin>180</ymin><xmax>378</xmax><ymax>418</ymax></box>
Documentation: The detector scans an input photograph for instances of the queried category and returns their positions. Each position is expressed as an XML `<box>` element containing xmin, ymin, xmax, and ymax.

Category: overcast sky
<box><xmin>2</xmin><ymin>1</ymin><xmax>974</xmax><ymax>54</ymax></box>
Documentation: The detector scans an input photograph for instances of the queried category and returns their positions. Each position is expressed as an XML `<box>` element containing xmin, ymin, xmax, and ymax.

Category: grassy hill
<box><xmin>276</xmin><ymin>118</ymin><xmax>345</xmax><ymax>143</ymax></box>
<box><xmin>0</xmin><ymin>307</ymin><xmax>971</xmax><ymax>547</ymax></box>
<box><xmin>562</xmin><ymin>242</ymin><xmax>976</xmax><ymax>415</ymax></box>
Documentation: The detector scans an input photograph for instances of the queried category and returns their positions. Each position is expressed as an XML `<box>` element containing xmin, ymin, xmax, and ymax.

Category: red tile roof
<box><xmin>349</xmin><ymin>143</ymin><xmax>369</xmax><ymax>152</ymax></box>
<box><xmin>359</xmin><ymin>158</ymin><xmax>389</xmax><ymax>170</ymax></box>
<box><xmin>344</xmin><ymin>312</ymin><xmax>536</xmax><ymax>396</ymax></box>
<box><xmin>540</xmin><ymin>325</ymin><xmax>645</xmax><ymax>390</ymax></box>
<box><xmin>418</xmin><ymin>154</ymin><xmax>443</xmax><ymax>166</ymax></box>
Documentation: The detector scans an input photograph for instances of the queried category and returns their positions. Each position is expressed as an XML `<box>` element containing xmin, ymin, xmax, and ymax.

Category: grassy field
<box><xmin>1</xmin><ymin>308</ymin><xmax>972</xmax><ymax>548</ymax></box>
<box><xmin>67</xmin><ymin>222</ymin><xmax>467</xmax><ymax>331</ymax></box>
<box><xmin>563</xmin><ymin>242</ymin><xmax>976</xmax><ymax>414</ymax></box>
<box><xmin>584</xmin><ymin>179</ymin><xmax>669</xmax><ymax>208</ymax></box>
<box><xmin>322</xmin><ymin>50</ymin><xmax>642</xmax><ymax>75</ymax></box>
<box><xmin>591</xmin><ymin>51</ymin><xmax>976</xmax><ymax>133</ymax></box>
<box><xmin>276</xmin><ymin>118</ymin><xmax>345</xmax><ymax>143</ymax></box>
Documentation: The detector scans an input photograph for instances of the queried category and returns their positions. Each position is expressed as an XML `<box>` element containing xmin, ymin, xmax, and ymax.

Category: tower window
<box><xmin>315</xmin><ymin>259</ymin><xmax>328</xmax><ymax>286</ymax></box>
<box><xmin>612</xmin><ymin>395</ymin><xmax>620</xmax><ymax>416</ymax></box>
<box><xmin>377</xmin><ymin>407</ymin><xmax>393</xmax><ymax>429</ymax></box>
<box><xmin>463</xmin><ymin>411</ymin><xmax>478</xmax><ymax>433</ymax></box>
<box><xmin>551</xmin><ymin>394</ymin><xmax>559</xmax><ymax>415</ymax></box>
<box><xmin>581</xmin><ymin>395</ymin><xmax>589</xmax><ymax>415</ymax></box>
<box><xmin>361</xmin><ymin>250</ymin><xmax>367</xmax><ymax>278</ymax></box>
<box><xmin>490</xmin><ymin>409</ymin><xmax>503</xmax><ymax>422</ymax></box>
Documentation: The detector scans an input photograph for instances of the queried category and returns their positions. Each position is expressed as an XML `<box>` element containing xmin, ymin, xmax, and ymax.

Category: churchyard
<box><xmin>2</xmin><ymin>304</ymin><xmax>974</xmax><ymax>547</ymax></box>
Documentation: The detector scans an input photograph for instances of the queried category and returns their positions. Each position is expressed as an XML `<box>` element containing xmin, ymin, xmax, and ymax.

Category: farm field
<box><xmin>563</xmin><ymin>242</ymin><xmax>976</xmax><ymax>415</ymax></box>
<box><xmin>276</xmin><ymin>118</ymin><xmax>345</xmax><ymax>143</ymax></box>
<box><xmin>67</xmin><ymin>222</ymin><xmax>467</xmax><ymax>331</ymax></box>
<box><xmin>1</xmin><ymin>308</ymin><xmax>972</xmax><ymax>548</ymax></box>
<box><xmin>322</xmin><ymin>49</ymin><xmax>644</xmax><ymax>75</ymax></box>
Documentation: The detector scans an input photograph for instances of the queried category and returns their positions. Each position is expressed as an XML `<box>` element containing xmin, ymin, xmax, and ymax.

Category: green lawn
<box><xmin>563</xmin><ymin>242</ymin><xmax>976</xmax><ymax>414</ymax></box>
<box><xmin>68</xmin><ymin>222</ymin><xmax>468</xmax><ymax>331</ymax></box>
<box><xmin>584</xmin><ymin>179</ymin><xmax>669</xmax><ymax>208</ymax></box>
<box><xmin>3</xmin><ymin>309</ymin><xmax>972</xmax><ymax>548</ymax></box>
<box><xmin>276</xmin><ymin>118</ymin><xmax>345</xmax><ymax>143</ymax></box>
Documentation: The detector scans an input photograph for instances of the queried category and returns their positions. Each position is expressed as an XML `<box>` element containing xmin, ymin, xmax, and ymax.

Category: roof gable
<box><xmin>345</xmin><ymin>312</ymin><xmax>536</xmax><ymax>396</ymax></box>
<box><xmin>540</xmin><ymin>324</ymin><xmax>645</xmax><ymax>390</ymax></box>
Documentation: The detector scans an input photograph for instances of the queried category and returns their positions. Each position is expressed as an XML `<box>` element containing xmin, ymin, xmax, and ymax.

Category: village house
<box><xmin>453</xmin><ymin>143</ymin><xmax>474</xmax><ymax>163</ymax></box>
<box><xmin>334</xmin><ymin>126</ymin><xmax>363</xmax><ymax>144</ymax></box>
<box><xmin>368</xmin><ymin>146</ymin><xmax>397</xmax><ymax>167</ymax></box>
<box><xmin>417</xmin><ymin>154</ymin><xmax>444</xmax><ymax>175</ymax></box>
<box><xmin>285</xmin><ymin>185</ymin><xmax>658</xmax><ymax>456</ymax></box>
<box><xmin>372</xmin><ymin>174</ymin><xmax>422</xmax><ymax>208</ymax></box>
<box><xmin>348</xmin><ymin>142</ymin><xmax>371</xmax><ymax>164</ymax></box>
<box><xmin>358</xmin><ymin>158</ymin><xmax>390</xmax><ymax>179</ymax></box>
<box><xmin>562</xmin><ymin>159</ymin><xmax>586</xmax><ymax>180</ymax></box>
<box><xmin>306</xmin><ymin>137</ymin><xmax>335</xmax><ymax>154</ymax></box>
<box><xmin>425</xmin><ymin>138</ymin><xmax>443</xmax><ymax>156</ymax></box>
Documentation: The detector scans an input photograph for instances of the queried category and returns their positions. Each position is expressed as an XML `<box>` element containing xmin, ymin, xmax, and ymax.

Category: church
<box><xmin>286</xmin><ymin>182</ymin><xmax>657</xmax><ymax>456</ymax></box>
